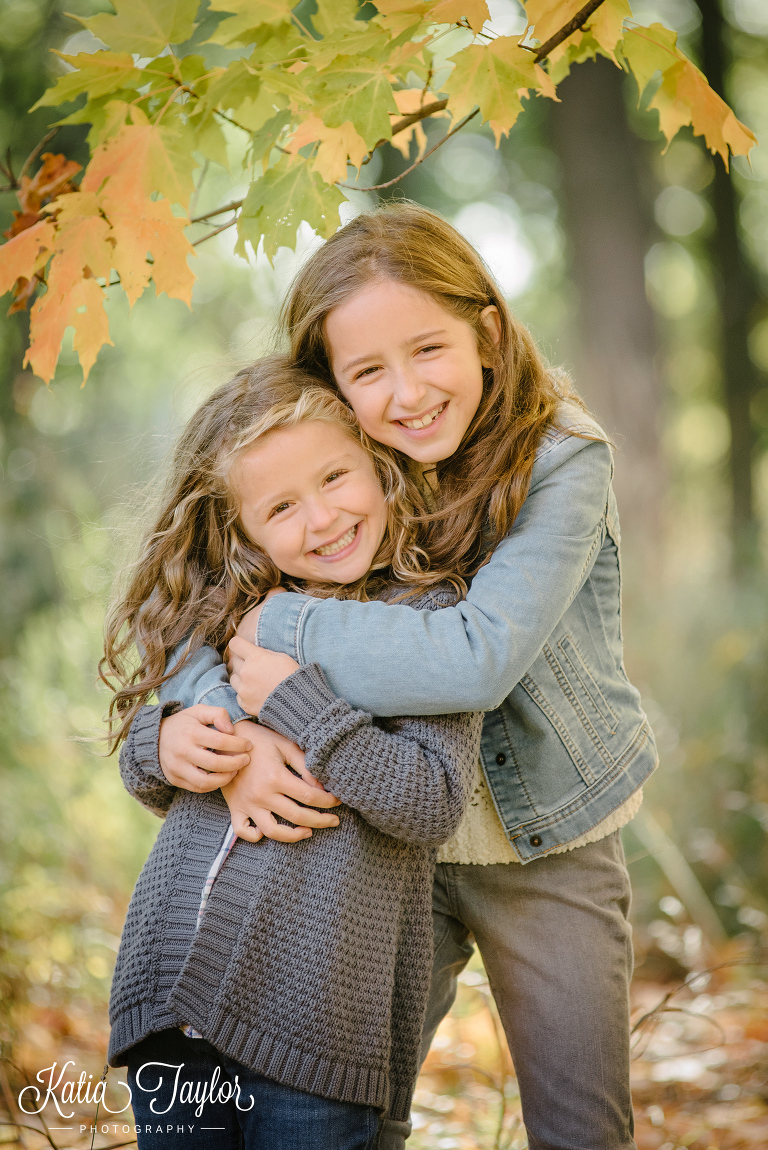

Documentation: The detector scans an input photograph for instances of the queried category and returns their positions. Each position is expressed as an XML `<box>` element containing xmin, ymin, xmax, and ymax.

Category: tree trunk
<box><xmin>550</xmin><ymin>56</ymin><xmax>663</xmax><ymax>553</ymax></box>
<box><xmin>695</xmin><ymin>0</ymin><xmax>762</xmax><ymax>569</ymax></box>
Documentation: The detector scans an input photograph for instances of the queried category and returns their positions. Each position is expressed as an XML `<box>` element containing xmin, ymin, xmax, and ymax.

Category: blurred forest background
<box><xmin>1</xmin><ymin>1</ymin><xmax>767</xmax><ymax>1148</ymax></box>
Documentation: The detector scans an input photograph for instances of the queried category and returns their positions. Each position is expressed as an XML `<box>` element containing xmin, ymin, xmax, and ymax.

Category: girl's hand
<box><xmin>222</xmin><ymin>720</ymin><xmax>341</xmax><ymax>843</ymax></box>
<box><xmin>158</xmin><ymin>705</ymin><xmax>252</xmax><ymax>792</ymax></box>
<box><xmin>227</xmin><ymin>637</ymin><xmax>300</xmax><ymax>715</ymax></box>
<box><xmin>235</xmin><ymin>587</ymin><xmax>288</xmax><ymax>643</ymax></box>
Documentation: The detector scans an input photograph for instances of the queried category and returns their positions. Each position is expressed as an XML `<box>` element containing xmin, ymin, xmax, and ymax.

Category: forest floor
<box><xmin>1</xmin><ymin>947</ymin><xmax>766</xmax><ymax>1149</ymax></box>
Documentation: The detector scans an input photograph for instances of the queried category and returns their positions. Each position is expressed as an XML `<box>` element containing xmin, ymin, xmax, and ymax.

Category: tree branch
<box><xmin>533</xmin><ymin>0</ymin><xmax>607</xmax><ymax>61</ymax></box>
<box><xmin>192</xmin><ymin>217</ymin><xmax>237</xmax><ymax>245</ymax></box>
<box><xmin>18</xmin><ymin>128</ymin><xmax>60</xmax><ymax>181</ymax></box>
<box><xmin>342</xmin><ymin>108</ymin><xmax>480</xmax><ymax>192</ymax></box>
<box><xmin>190</xmin><ymin>197</ymin><xmax>244</xmax><ymax>223</ymax></box>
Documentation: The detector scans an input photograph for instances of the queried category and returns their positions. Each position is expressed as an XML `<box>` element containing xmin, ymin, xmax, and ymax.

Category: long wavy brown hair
<box><xmin>100</xmin><ymin>356</ymin><xmax>437</xmax><ymax>750</ymax></box>
<box><xmin>283</xmin><ymin>201</ymin><xmax>593</xmax><ymax>580</ymax></box>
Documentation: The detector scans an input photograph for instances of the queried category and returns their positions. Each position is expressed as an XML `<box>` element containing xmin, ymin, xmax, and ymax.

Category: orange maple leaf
<box><xmin>649</xmin><ymin>59</ymin><xmax>757</xmax><ymax>168</ymax></box>
<box><xmin>109</xmin><ymin>198</ymin><xmax>196</xmax><ymax>307</ymax></box>
<box><xmin>4</xmin><ymin>153</ymin><xmax>82</xmax><ymax>240</ymax></box>
<box><xmin>0</xmin><ymin>218</ymin><xmax>56</xmax><ymax>297</ymax></box>
<box><xmin>25</xmin><ymin>267</ymin><xmax>112</xmax><ymax>385</ymax></box>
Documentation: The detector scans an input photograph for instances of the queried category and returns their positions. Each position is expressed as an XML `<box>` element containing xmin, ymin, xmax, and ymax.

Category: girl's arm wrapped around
<box><xmin>118</xmin><ymin>701</ymin><xmax>181</xmax><ymax>817</ymax></box>
<box><xmin>259</xmin><ymin>663</ymin><xmax>483</xmax><ymax>846</ymax></box>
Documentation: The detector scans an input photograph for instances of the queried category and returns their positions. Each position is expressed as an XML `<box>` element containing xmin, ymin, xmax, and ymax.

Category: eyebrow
<box><xmin>249</xmin><ymin>451</ymin><xmax>360</xmax><ymax>517</ymax></box>
<box><xmin>341</xmin><ymin>329</ymin><xmax>449</xmax><ymax>376</ymax></box>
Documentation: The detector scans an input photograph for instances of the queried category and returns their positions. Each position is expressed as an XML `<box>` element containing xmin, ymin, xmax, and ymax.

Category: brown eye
<box><xmin>269</xmin><ymin>501</ymin><xmax>291</xmax><ymax>518</ymax></box>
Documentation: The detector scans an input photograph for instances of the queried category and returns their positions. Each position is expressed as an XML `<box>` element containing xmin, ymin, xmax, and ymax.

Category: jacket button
<box><xmin>495</xmin><ymin>753</ymin><xmax>506</xmax><ymax>765</ymax></box>
<box><xmin>530</xmin><ymin>835</ymin><xmax>542</xmax><ymax>847</ymax></box>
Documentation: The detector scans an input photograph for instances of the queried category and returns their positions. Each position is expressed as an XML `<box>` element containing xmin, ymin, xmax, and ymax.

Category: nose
<box><xmin>390</xmin><ymin>364</ymin><xmax>428</xmax><ymax>412</ymax></box>
<box><xmin>304</xmin><ymin>495</ymin><xmax>338</xmax><ymax>535</ymax></box>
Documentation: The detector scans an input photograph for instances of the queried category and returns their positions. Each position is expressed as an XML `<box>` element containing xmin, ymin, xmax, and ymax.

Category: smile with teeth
<box><xmin>398</xmin><ymin>402</ymin><xmax>447</xmax><ymax>431</ymax></box>
<box><xmin>313</xmin><ymin>523</ymin><xmax>359</xmax><ymax>557</ymax></box>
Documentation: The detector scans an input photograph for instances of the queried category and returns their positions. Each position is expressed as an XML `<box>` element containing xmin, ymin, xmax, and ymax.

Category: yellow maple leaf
<box><xmin>524</xmin><ymin>0</ymin><xmax>583</xmax><ymax>47</ymax></box>
<box><xmin>289</xmin><ymin>115</ymin><xmax>369</xmax><ymax>184</ymax></box>
<box><xmin>429</xmin><ymin>0</ymin><xmax>490</xmax><ymax>33</ymax></box>
<box><xmin>587</xmin><ymin>0</ymin><xmax>631</xmax><ymax>54</ymax></box>
<box><xmin>0</xmin><ymin>219</ymin><xmax>55</xmax><ymax>297</ymax></box>
<box><xmin>444</xmin><ymin>36</ymin><xmax>537</xmax><ymax>139</ymax></box>
<box><xmin>649</xmin><ymin>59</ymin><xmax>757</xmax><ymax>168</ymax></box>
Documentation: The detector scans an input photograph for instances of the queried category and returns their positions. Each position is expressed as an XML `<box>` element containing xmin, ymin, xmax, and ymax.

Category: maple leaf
<box><xmin>32</xmin><ymin>51</ymin><xmax>142</xmax><ymax>108</ymax></box>
<box><xmin>25</xmin><ymin>271</ymin><xmax>112</xmax><ymax>385</ymax></box>
<box><xmin>78</xmin><ymin>0</ymin><xmax>200</xmax><ymax>57</ymax></box>
<box><xmin>621</xmin><ymin>23</ymin><xmax>680</xmax><ymax>95</ymax></box>
<box><xmin>621</xmin><ymin>24</ymin><xmax>756</xmax><ymax>167</ymax></box>
<box><xmin>312</xmin><ymin>0</ymin><xmax>365</xmax><ymax>37</ymax></box>
<box><xmin>430</xmin><ymin>0</ymin><xmax>490</xmax><ymax>33</ymax></box>
<box><xmin>207</xmin><ymin>0</ymin><xmax>294</xmax><ymax>23</ymax></box>
<box><xmin>46</xmin><ymin>192</ymin><xmax>115</xmax><ymax>285</ymax></box>
<box><xmin>587</xmin><ymin>0</ymin><xmax>631</xmax><ymax>54</ymax></box>
<box><xmin>0</xmin><ymin>219</ymin><xmax>56</xmax><ymax>297</ymax></box>
<box><xmin>649</xmin><ymin>60</ymin><xmax>757</xmax><ymax>168</ymax></box>
<box><xmin>443</xmin><ymin>37</ymin><xmax>537</xmax><ymax>139</ymax></box>
<box><xmin>82</xmin><ymin>113</ymin><xmax>197</xmax><ymax>209</ymax></box>
<box><xmin>374</xmin><ymin>0</ymin><xmax>431</xmax><ymax>39</ymax></box>
<box><xmin>109</xmin><ymin>198</ymin><xmax>196</xmax><ymax>307</ymax></box>
<box><xmin>524</xmin><ymin>0</ymin><xmax>584</xmax><ymax>46</ymax></box>
<box><xmin>288</xmin><ymin>116</ymin><xmax>368</xmax><ymax>184</ymax></box>
<box><xmin>237</xmin><ymin>157</ymin><xmax>344</xmax><ymax>260</ymax></box>
<box><xmin>5</xmin><ymin>153</ymin><xmax>82</xmax><ymax>239</ymax></box>
<box><xmin>311</xmin><ymin>58</ymin><xmax>398</xmax><ymax>148</ymax></box>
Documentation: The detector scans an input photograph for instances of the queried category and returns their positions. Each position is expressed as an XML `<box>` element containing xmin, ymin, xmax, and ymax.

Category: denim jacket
<box><xmin>160</xmin><ymin>406</ymin><xmax>657</xmax><ymax>862</ymax></box>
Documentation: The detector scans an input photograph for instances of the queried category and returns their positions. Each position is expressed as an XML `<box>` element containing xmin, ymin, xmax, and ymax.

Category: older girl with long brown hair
<box><xmin>162</xmin><ymin>204</ymin><xmax>657</xmax><ymax>1150</ymax></box>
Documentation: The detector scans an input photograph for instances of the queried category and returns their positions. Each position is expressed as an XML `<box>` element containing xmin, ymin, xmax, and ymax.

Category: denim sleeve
<box><xmin>256</xmin><ymin>436</ymin><xmax>613</xmax><ymax>716</ymax></box>
<box><xmin>157</xmin><ymin>641</ymin><xmax>250</xmax><ymax>724</ymax></box>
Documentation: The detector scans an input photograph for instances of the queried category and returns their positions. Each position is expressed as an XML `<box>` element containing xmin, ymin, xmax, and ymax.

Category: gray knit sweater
<box><xmin>109</xmin><ymin>593</ymin><xmax>482</xmax><ymax>1122</ymax></box>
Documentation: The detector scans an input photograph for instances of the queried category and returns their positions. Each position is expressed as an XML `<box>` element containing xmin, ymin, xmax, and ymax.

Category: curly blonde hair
<box><xmin>100</xmin><ymin>355</ymin><xmax>437</xmax><ymax>750</ymax></box>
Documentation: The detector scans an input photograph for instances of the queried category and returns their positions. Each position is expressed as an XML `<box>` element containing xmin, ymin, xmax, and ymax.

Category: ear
<box><xmin>479</xmin><ymin>305</ymin><xmax>502</xmax><ymax>366</ymax></box>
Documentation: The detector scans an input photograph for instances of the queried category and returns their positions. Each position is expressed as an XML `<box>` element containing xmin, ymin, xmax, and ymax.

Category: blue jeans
<box><xmin>125</xmin><ymin>1028</ymin><xmax>378</xmax><ymax>1149</ymax></box>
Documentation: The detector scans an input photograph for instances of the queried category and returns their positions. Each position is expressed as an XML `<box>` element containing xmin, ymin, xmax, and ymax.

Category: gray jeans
<box><xmin>376</xmin><ymin>832</ymin><xmax>636</xmax><ymax>1150</ymax></box>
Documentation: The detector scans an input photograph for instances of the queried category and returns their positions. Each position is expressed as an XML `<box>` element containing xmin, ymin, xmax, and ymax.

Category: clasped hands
<box><xmin>157</xmin><ymin>593</ymin><xmax>341</xmax><ymax>842</ymax></box>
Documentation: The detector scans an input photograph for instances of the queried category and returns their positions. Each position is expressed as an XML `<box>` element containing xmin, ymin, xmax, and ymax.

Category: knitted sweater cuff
<box><xmin>128</xmin><ymin>701</ymin><xmax>181</xmax><ymax>781</ymax></box>
<box><xmin>258</xmin><ymin>664</ymin><xmax>339</xmax><ymax>745</ymax></box>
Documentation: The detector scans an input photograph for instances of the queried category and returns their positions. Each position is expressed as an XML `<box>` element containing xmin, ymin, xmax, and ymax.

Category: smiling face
<box><xmin>232</xmin><ymin>420</ymin><xmax>388</xmax><ymax>585</ymax></box>
<box><xmin>325</xmin><ymin>280</ymin><xmax>501</xmax><ymax>464</ymax></box>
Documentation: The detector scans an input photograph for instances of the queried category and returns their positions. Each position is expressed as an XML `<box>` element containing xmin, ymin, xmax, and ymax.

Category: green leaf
<box><xmin>443</xmin><ymin>37</ymin><xmax>537</xmax><ymax>134</ymax></box>
<box><xmin>236</xmin><ymin>156</ymin><xmax>344</xmax><ymax>260</ymax></box>
<box><xmin>310</xmin><ymin>57</ymin><xmax>397</xmax><ymax>147</ymax></box>
<box><xmin>207</xmin><ymin>14</ymin><xmax>302</xmax><ymax>56</ymax></box>
<box><xmin>308</xmin><ymin>26</ymin><xmax>396</xmax><ymax>71</ymax></box>
<box><xmin>55</xmin><ymin>91</ymin><xmax>137</xmax><ymax>149</ymax></box>
<box><xmin>194</xmin><ymin>117</ymin><xmax>230</xmax><ymax>170</ymax></box>
<box><xmin>250</xmin><ymin>108</ymin><xmax>293</xmax><ymax>167</ymax></box>
<box><xmin>32</xmin><ymin>51</ymin><xmax>143</xmax><ymax>108</ymax></box>
<box><xmin>311</xmin><ymin>0</ymin><xmax>363</xmax><ymax>38</ymax></box>
<box><xmin>78</xmin><ymin>0</ymin><xmax>200</xmax><ymax>57</ymax></box>
<box><xmin>207</xmin><ymin>0</ymin><xmax>294</xmax><ymax>24</ymax></box>
<box><xmin>619</xmin><ymin>23</ymin><xmax>680</xmax><ymax>96</ymax></box>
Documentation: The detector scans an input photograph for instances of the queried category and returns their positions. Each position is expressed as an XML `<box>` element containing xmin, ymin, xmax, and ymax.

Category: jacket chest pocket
<box><xmin>545</xmin><ymin>635</ymin><xmax>619</xmax><ymax>741</ymax></box>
